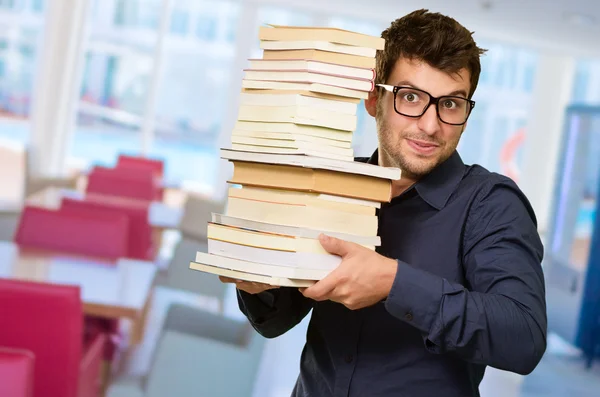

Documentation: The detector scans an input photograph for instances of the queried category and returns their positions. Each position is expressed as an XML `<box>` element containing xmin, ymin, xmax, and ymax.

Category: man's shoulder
<box><xmin>461</xmin><ymin>164</ymin><xmax>538</xmax><ymax>225</ymax></box>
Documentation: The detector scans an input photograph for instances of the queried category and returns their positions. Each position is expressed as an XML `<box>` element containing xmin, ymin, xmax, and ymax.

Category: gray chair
<box><xmin>0</xmin><ymin>211</ymin><xmax>20</xmax><ymax>241</ymax></box>
<box><xmin>178</xmin><ymin>193</ymin><xmax>225</xmax><ymax>241</ymax></box>
<box><xmin>144</xmin><ymin>303</ymin><xmax>266</xmax><ymax>397</ymax></box>
<box><xmin>156</xmin><ymin>238</ymin><xmax>228</xmax><ymax>311</ymax></box>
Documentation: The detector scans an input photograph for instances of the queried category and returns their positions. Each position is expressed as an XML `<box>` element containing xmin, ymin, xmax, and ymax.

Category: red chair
<box><xmin>0</xmin><ymin>347</ymin><xmax>35</xmax><ymax>397</ymax></box>
<box><xmin>14</xmin><ymin>206</ymin><xmax>130</xmax><ymax>261</ymax></box>
<box><xmin>116</xmin><ymin>154</ymin><xmax>164</xmax><ymax>178</ymax></box>
<box><xmin>60</xmin><ymin>197</ymin><xmax>155</xmax><ymax>261</ymax></box>
<box><xmin>0</xmin><ymin>279</ymin><xmax>106</xmax><ymax>397</ymax></box>
<box><xmin>86</xmin><ymin>166</ymin><xmax>160</xmax><ymax>201</ymax></box>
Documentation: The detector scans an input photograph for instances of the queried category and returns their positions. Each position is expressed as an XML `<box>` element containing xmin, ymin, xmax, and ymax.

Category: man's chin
<box><xmin>400</xmin><ymin>157</ymin><xmax>438</xmax><ymax>177</ymax></box>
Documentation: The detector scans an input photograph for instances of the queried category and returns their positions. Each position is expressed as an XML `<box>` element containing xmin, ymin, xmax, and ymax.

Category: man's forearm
<box><xmin>384</xmin><ymin>260</ymin><xmax>547</xmax><ymax>375</ymax></box>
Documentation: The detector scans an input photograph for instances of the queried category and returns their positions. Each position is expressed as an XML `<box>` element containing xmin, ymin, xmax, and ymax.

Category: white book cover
<box><xmin>190</xmin><ymin>254</ymin><xmax>315</xmax><ymax>287</ymax></box>
<box><xmin>208</xmin><ymin>239</ymin><xmax>341</xmax><ymax>270</ymax></box>
<box><xmin>220</xmin><ymin>148</ymin><xmax>401</xmax><ymax>180</ymax></box>
<box><xmin>211</xmin><ymin>213</ymin><xmax>382</xmax><ymax>246</ymax></box>
<box><xmin>193</xmin><ymin>252</ymin><xmax>329</xmax><ymax>280</ymax></box>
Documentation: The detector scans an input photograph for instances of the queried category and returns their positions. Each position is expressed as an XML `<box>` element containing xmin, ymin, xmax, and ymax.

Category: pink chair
<box><xmin>0</xmin><ymin>347</ymin><xmax>35</xmax><ymax>397</ymax></box>
<box><xmin>116</xmin><ymin>154</ymin><xmax>164</xmax><ymax>178</ymax></box>
<box><xmin>86</xmin><ymin>166</ymin><xmax>160</xmax><ymax>201</ymax></box>
<box><xmin>60</xmin><ymin>197</ymin><xmax>154</xmax><ymax>261</ymax></box>
<box><xmin>0</xmin><ymin>279</ymin><xmax>106</xmax><ymax>397</ymax></box>
<box><xmin>14</xmin><ymin>206</ymin><xmax>130</xmax><ymax>261</ymax></box>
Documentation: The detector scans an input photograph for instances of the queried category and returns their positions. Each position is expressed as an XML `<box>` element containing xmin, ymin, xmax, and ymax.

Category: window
<box><xmin>31</xmin><ymin>0</ymin><xmax>44</xmax><ymax>13</ymax></box>
<box><xmin>170</xmin><ymin>8</ymin><xmax>189</xmax><ymax>36</ymax></box>
<box><xmin>0</xmin><ymin>18</ymin><xmax>45</xmax><ymax>144</ymax></box>
<box><xmin>149</xmin><ymin>1</ymin><xmax>241</xmax><ymax>187</ymax></box>
<box><xmin>456</xmin><ymin>41</ymin><xmax>538</xmax><ymax>177</ymax></box>
<box><xmin>572</xmin><ymin>59</ymin><xmax>600</xmax><ymax>104</ymax></box>
<box><xmin>195</xmin><ymin>15</ymin><xmax>216</xmax><ymax>41</ymax></box>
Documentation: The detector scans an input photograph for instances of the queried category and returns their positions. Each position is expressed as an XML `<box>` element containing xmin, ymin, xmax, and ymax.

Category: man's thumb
<box><xmin>318</xmin><ymin>234</ymin><xmax>350</xmax><ymax>257</ymax></box>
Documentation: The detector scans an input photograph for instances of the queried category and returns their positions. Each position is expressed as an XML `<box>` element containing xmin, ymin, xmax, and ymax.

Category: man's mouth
<box><xmin>406</xmin><ymin>139</ymin><xmax>440</xmax><ymax>155</ymax></box>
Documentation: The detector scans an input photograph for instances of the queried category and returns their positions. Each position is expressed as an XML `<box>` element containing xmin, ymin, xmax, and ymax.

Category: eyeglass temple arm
<box><xmin>375</xmin><ymin>84</ymin><xmax>396</xmax><ymax>92</ymax></box>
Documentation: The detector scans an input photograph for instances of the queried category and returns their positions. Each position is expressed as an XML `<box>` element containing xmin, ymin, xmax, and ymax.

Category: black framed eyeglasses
<box><xmin>376</xmin><ymin>84</ymin><xmax>476</xmax><ymax>126</ymax></box>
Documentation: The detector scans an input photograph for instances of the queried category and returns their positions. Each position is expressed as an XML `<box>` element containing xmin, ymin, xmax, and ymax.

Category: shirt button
<box><xmin>344</xmin><ymin>354</ymin><xmax>354</xmax><ymax>363</ymax></box>
<box><xmin>405</xmin><ymin>312</ymin><xmax>413</xmax><ymax>321</ymax></box>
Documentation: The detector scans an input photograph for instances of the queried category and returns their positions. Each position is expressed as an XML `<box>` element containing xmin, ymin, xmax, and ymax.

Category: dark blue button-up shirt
<box><xmin>237</xmin><ymin>150</ymin><xmax>547</xmax><ymax>397</ymax></box>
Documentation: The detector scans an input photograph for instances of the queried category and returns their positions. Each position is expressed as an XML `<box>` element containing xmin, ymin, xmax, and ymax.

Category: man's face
<box><xmin>366</xmin><ymin>58</ymin><xmax>471</xmax><ymax>178</ymax></box>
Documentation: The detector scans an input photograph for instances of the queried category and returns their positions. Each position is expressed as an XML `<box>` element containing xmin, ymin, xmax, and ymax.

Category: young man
<box><xmin>221</xmin><ymin>9</ymin><xmax>547</xmax><ymax>397</ymax></box>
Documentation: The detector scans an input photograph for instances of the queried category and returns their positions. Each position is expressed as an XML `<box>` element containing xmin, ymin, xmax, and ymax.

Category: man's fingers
<box><xmin>302</xmin><ymin>271</ymin><xmax>338</xmax><ymax>301</ymax></box>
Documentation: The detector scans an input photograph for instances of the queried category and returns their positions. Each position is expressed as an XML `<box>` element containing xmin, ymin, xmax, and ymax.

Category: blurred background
<box><xmin>0</xmin><ymin>0</ymin><xmax>599</xmax><ymax>396</ymax></box>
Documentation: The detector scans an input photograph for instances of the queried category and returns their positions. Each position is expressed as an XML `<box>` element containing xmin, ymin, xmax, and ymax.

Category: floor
<box><xmin>107</xmin><ymin>282</ymin><xmax>600</xmax><ymax>397</ymax></box>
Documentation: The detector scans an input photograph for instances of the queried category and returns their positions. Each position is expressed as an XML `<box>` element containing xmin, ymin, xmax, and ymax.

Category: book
<box><xmin>190</xmin><ymin>254</ymin><xmax>316</xmax><ymax>286</ymax></box>
<box><xmin>211</xmin><ymin>213</ymin><xmax>382</xmax><ymax>246</ymax></box>
<box><xmin>208</xmin><ymin>239</ymin><xmax>341</xmax><ymax>270</ymax></box>
<box><xmin>231</xmin><ymin>130</ymin><xmax>352</xmax><ymax>149</ymax></box>
<box><xmin>241</xmin><ymin>79</ymin><xmax>369</xmax><ymax>100</ymax></box>
<box><xmin>228</xmin><ymin>186</ymin><xmax>378</xmax><ymax>215</ymax></box>
<box><xmin>220</xmin><ymin>148</ymin><xmax>401</xmax><ymax>180</ymax></box>
<box><xmin>225</xmin><ymin>195</ymin><xmax>378</xmax><ymax>236</ymax></box>
<box><xmin>228</xmin><ymin>161</ymin><xmax>393</xmax><ymax>202</ymax></box>
<box><xmin>234</xmin><ymin>121</ymin><xmax>353</xmax><ymax>142</ymax></box>
<box><xmin>240</xmin><ymin>88</ymin><xmax>361</xmax><ymax>104</ymax></box>
<box><xmin>262</xmin><ymin>49</ymin><xmax>376</xmax><ymax>69</ymax></box>
<box><xmin>258</xmin><ymin>25</ymin><xmax>385</xmax><ymax>50</ymax></box>
<box><xmin>247</xmin><ymin>59</ymin><xmax>374</xmax><ymax>81</ymax></box>
<box><xmin>239</xmin><ymin>91</ymin><xmax>358</xmax><ymax>115</ymax></box>
<box><xmin>188</xmin><ymin>24</ymin><xmax>393</xmax><ymax>287</ymax></box>
<box><xmin>244</xmin><ymin>70</ymin><xmax>374</xmax><ymax>92</ymax></box>
<box><xmin>230</xmin><ymin>136</ymin><xmax>354</xmax><ymax>159</ymax></box>
<box><xmin>237</xmin><ymin>104</ymin><xmax>357</xmax><ymax>131</ymax></box>
<box><xmin>208</xmin><ymin>222</ymin><xmax>374</xmax><ymax>253</ymax></box>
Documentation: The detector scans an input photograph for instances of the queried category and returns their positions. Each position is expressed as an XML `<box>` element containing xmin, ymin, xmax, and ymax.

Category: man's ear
<box><xmin>364</xmin><ymin>89</ymin><xmax>378</xmax><ymax>117</ymax></box>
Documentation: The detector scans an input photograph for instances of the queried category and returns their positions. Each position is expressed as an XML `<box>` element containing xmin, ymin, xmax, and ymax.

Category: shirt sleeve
<box><xmin>384</xmin><ymin>179</ymin><xmax>547</xmax><ymax>375</ymax></box>
<box><xmin>237</xmin><ymin>287</ymin><xmax>314</xmax><ymax>339</ymax></box>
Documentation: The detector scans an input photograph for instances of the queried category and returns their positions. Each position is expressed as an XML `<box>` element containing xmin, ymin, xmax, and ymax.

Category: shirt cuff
<box><xmin>384</xmin><ymin>260</ymin><xmax>444</xmax><ymax>335</ymax></box>
<box><xmin>237</xmin><ymin>289</ymin><xmax>277</xmax><ymax>325</ymax></box>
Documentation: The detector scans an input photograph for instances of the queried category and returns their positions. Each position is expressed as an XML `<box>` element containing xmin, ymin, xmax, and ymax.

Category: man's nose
<box><xmin>416</xmin><ymin>103</ymin><xmax>441</xmax><ymax>136</ymax></box>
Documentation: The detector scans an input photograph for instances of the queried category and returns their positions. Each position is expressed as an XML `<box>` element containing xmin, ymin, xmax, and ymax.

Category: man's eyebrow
<box><xmin>395</xmin><ymin>80</ymin><xmax>468</xmax><ymax>98</ymax></box>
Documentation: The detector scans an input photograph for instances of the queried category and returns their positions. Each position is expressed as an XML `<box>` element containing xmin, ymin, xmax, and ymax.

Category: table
<box><xmin>25</xmin><ymin>187</ymin><xmax>183</xmax><ymax>230</ymax></box>
<box><xmin>0</xmin><ymin>241</ymin><xmax>157</xmax><ymax>344</ymax></box>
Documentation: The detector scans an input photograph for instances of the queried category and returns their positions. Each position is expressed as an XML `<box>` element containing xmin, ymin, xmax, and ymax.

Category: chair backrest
<box><xmin>179</xmin><ymin>194</ymin><xmax>225</xmax><ymax>241</ymax></box>
<box><xmin>0</xmin><ymin>279</ymin><xmax>83</xmax><ymax>397</ymax></box>
<box><xmin>0</xmin><ymin>347</ymin><xmax>35</xmax><ymax>397</ymax></box>
<box><xmin>14</xmin><ymin>206</ymin><xmax>130</xmax><ymax>261</ymax></box>
<box><xmin>86</xmin><ymin>166</ymin><xmax>159</xmax><ymax>201</ymax></box>
<box><xmin>145</xmin><ymin>304</ymin><xmax>266</xmax><ymax>397</ymax></box>
<box><xmin>117</xmin><ymin>154</ymin><xmax>164</xmax><ymax>178</ymax></box>
<box><xmin>60</xmin><ymin>197</ymin><xmax>153</xmax><ymax>260</ymax></box>
<box><xmin>161</xmin><ymin>238</ymin><xmax>227</xmax><ymax>304</ymax></box>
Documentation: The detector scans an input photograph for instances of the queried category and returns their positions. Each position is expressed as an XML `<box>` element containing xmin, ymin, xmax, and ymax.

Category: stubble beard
<box><xmin>375</xmin><ymin>101</ymin><xmax>458</xmax><ymax>179</ymax></box>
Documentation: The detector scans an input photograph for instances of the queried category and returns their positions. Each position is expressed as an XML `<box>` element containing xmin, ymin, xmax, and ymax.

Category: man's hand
<box><xmin>219</xmin><ymin>276</ymin><xmax>279</xmax><ymax>295</ymax></box>
<box><xmin>300</xmin><ymin>234</ymin><xmax>398</xmax><ymax>310</ymax></box>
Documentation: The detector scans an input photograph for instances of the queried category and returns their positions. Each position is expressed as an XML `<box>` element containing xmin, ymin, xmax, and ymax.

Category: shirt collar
<box><xmin>366</xmin><ymin>148</ymin><xmax>466</xmax><ymax>210</ymax></box>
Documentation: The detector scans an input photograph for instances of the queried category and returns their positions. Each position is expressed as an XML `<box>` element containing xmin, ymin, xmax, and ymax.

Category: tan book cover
<box><xmin>259</xmin><ymin>25</ymin><xmax>385</xmax><ymax>50</ymax></box>
<box><xmin>228</xmin><ymin>160</ymin><xmax>393</xmax><ymax>202</ymax></box>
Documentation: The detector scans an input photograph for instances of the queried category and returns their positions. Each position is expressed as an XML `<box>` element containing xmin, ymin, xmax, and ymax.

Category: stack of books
<box><xmin>189</xmin><ymin>25</ymin><xmax>400</xmax><ymax>287</ymax></box>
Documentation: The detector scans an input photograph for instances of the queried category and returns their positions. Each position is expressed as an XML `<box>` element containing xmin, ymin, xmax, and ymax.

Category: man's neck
<box><xmin>378</xmin><ymin>148</ymin><xmax>418</xmax><ymax>198</ymax></box>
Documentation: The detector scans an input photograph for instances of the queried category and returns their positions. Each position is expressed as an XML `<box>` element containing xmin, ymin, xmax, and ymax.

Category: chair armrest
<box><xmin>78</xmin><ymin>332</ymin><xmax>106</xmax><ymax>397</ymax></box>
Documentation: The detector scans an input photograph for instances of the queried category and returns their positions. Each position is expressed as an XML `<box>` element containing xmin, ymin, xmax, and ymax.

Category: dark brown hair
<box><xmin>376</xmin><ymin>9</ymin><xmax>487</xmax><ymax>99</ymax></box>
